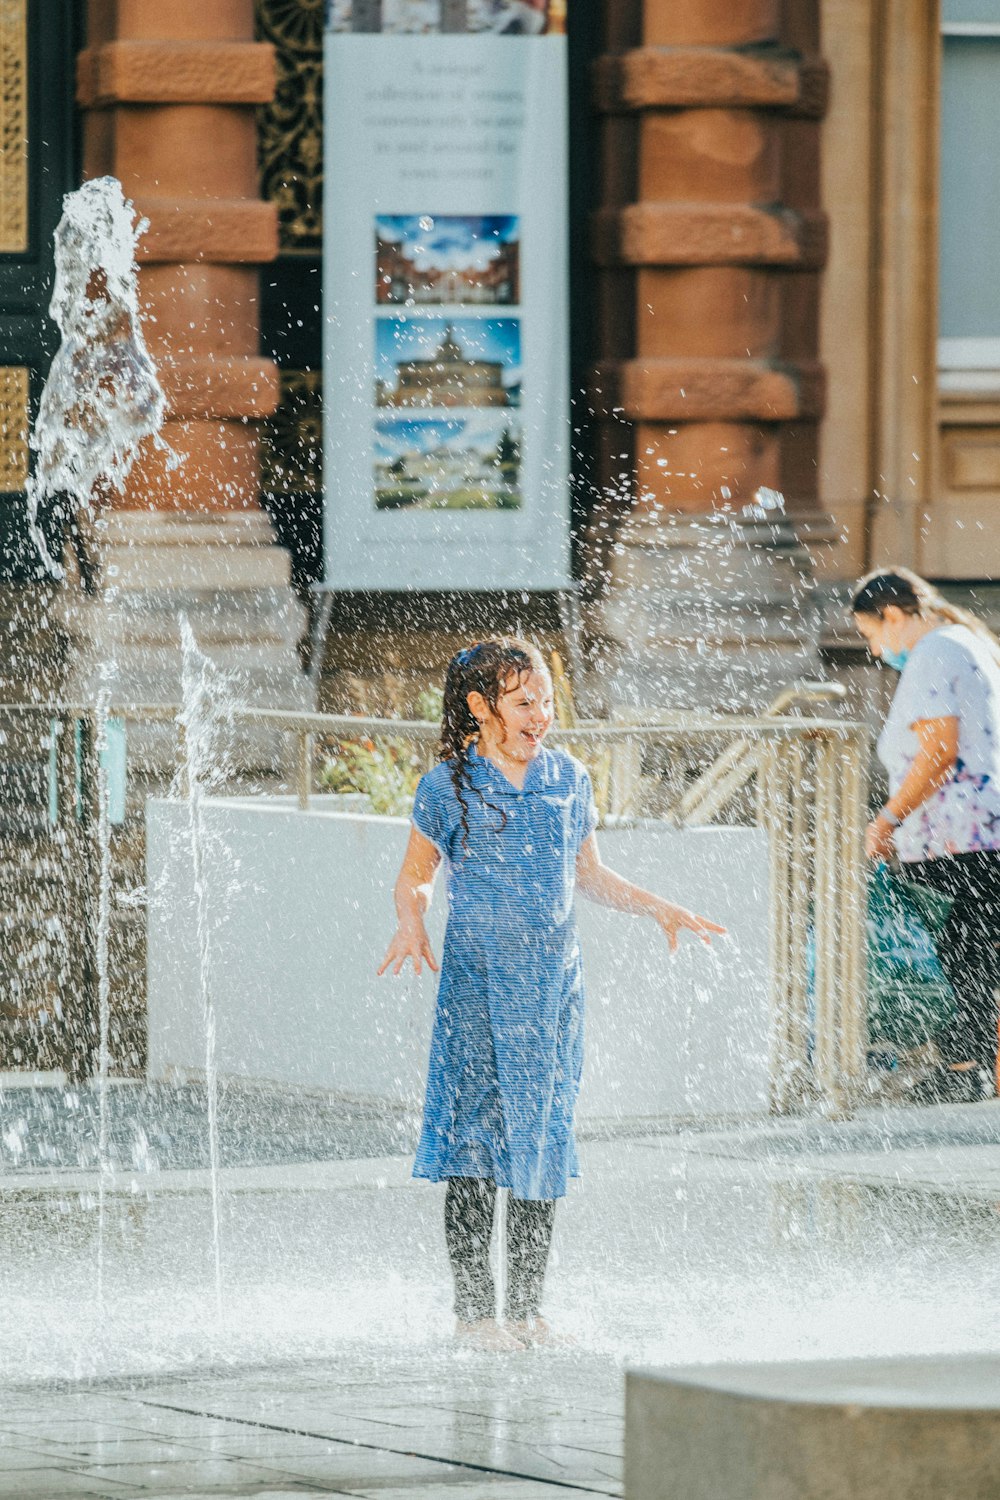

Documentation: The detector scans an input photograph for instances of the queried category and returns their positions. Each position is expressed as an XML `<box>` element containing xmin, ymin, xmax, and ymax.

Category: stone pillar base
<box><xmin>586</xmin><ymin>512</ymin><xmax>824</xmax><ymax>714</ymax></box>
<box><xmin>58</xmin><ymin>511</ymin><xmax>311</xmax><ymax>730</ymax></box>
<box><xmin>48</xmin><ymin>510</ymin><xmax>310</xmax><ymax>1077</ymax></box>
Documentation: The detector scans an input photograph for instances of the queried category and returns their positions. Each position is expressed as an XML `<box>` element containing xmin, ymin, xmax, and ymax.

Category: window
<box><xmin>939</xmin><ymin>2</ymin><xmax>1000</xmax><ymax>389</ymax></box>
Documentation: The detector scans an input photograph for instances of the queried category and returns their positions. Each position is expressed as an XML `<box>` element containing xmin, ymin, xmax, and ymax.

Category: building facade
<box><xmin>0</xmin><ymin>0</ymin><xmax>998</xmax><ymax>717</ymax></box>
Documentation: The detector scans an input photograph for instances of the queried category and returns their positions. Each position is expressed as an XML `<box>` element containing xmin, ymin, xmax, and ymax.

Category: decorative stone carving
<box><xmin>595</xmin><ymin>47</ymin><xmax>828</xmax><ymax>115</ymax></box>
<box><xmin>590</xmin><ymin>359</ymin><xmax>826</xmax><ymax>424</ymax></box>
<box><xmin>76</xmin><ymin>40</ymin><xmax>276</xmax><ymax>107</ymax></box>
<box><xmin>593</xmin><ymin>203</ymin><xmax>828</xmax><ymax>270</ymax></box>
<box><xmin>260</xmin><ymin>370</ymin><xmax>322</xmax><ymax>500</ymax></box>
<box><xmin>132</xmin><ymin>196</ymin><xmax>279</xmax><ymax>263</ymax></box>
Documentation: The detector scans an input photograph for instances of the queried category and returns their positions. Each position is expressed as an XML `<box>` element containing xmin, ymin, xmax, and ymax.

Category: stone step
<box><xmin>0</xmin><ymin>842</ymin><xmax>53</xmax><ymax>880</ymax></box>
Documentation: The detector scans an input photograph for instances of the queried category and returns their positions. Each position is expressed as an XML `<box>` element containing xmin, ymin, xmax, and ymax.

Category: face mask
<box><xmin>881</xmin><ymin>646</ymin><xmax>909</xmax><ymax>672</ymax></box>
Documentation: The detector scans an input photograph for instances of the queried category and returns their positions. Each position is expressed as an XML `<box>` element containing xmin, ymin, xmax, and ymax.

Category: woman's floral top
<box><xmin>878</xmin><ymin>624</ymin><xmax>1000</xmax><ymax>862</ymax></box>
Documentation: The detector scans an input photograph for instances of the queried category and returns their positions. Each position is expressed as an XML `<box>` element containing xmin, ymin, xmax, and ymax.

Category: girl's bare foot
<box><xmin>506</xmin><ymin>1316</ymin><xmax>577</xmax><ymax>1348</ymax></box>
<box><xmin>454</xmin><ymin>1317</ymin><xmax>526</xmax><ymax>1353</ymax></box>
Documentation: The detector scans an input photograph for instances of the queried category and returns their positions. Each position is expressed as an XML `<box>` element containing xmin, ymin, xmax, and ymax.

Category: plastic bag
<box><xmin>807</xmin><ymin>863</ymin><xmax>954</xmax><ymax>1050</ymax></box>
<box><xmin>865</xmin><ymin>862</ymin><xmax>955</xmax><ymax>1048</ymax></box>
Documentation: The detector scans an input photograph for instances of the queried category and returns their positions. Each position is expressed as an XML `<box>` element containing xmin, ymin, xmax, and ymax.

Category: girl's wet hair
<box><xmin>851</xmin><ymin>566</ymin><xmax>1000</xmax><ymax>662</ymax></box>
<box><xmin>438</xmin><ymin>637</ymin><xmax>548</xmax><ymax>849</ymax></box>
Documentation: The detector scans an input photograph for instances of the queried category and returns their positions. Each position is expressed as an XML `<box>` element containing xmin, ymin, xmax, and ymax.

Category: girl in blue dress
<box><xmin>379</xmin><ymin>639</ymin><xmax>725</xmax><ymax>1351</ymax></box>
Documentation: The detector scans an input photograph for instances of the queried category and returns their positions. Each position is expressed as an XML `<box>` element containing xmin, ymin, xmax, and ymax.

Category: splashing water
<box><xmin>21</xmin><ymin>175</ymin><xmax>179</xmax><ymax>1297</ymax></box>
<box><xmin>93</xmin><ymin>694</ymin><xmax>114</xmax><ymax>1311</ymax></box>
<box><xmin>26</xmin><ymin>176</ymin><xmax>176</xmax><ymax>577</ymax></box>
<box><xmin>177</xmin><ymin>616</ymin><xmax>230</xmax><ymax>1321</ymax></box>
<box><xmin>742</xmin><ymin>485</ymin><xmax>787</xmax><ymax>522</ymax></box>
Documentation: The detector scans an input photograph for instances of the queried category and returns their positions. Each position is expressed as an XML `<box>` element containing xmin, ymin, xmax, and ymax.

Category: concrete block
<box><xmin>626</xmin><ymin>1357</ymin><xmax>1000</xmax><ymax>1500</ymax></box>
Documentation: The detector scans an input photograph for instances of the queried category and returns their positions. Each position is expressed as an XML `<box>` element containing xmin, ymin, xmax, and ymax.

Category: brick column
<box><xmin>586</xmin><ymin>0</ymin><xmax>831</xmax><ymax>710</ymax></box>
<box><xmin>61</xmin><ymin>0</ymin><xmax>308</xmax><ymax>714</ymax></box>
<box><xmin>78</xmin><ymin>0</ymin><xmax>279</xmax><ymax>510</ymax></box>
<box><xmin>46</xmin><ymin>2</ymin><xmax>310</xmax><ymax>1077</ymax></box>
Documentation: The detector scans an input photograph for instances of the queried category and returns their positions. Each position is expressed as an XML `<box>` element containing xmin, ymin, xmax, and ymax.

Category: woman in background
<box><xmin>853</xmin><ymin>568</ymin><xmax>1000</xmax><ymax>1101</ymax></box>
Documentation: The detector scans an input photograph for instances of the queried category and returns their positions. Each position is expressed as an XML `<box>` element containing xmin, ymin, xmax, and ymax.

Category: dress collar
<box><xmin>469</xmin><ymin>743</ymin><xmax>550</xmax><ymax>795</ymax></box>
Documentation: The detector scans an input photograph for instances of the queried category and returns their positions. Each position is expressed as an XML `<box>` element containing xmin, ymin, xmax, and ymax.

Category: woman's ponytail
<box><xmin>929</xmin><ymin>596</ymin><xmax>1000</xmax><ymax>662</ymax></box>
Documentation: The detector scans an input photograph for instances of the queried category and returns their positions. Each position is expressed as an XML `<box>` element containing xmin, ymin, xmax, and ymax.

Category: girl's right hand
<box><xmin>377</xmin><ymin>924</ymin><xmax>439</xmax><ymax>977</ymax></box>
<box><xmin>652</xmin><ymin>899</ymin><xmax>727</xmax><ymax>954</ymax></box>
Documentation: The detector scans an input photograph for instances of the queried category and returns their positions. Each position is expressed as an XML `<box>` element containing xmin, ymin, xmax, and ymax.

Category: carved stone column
<box><xmin>586</xmin><ymin>0</ymin><xmax>831</xmax><ymax>711</ymax></box>
<box><xmin>65</xmin><ymin>0</ymin><xmax>309</xmax><ymax>713</ymax></box>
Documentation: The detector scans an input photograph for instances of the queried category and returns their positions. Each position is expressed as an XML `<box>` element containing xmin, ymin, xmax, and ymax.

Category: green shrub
<box><xmin>318</xmin><ymin>737</ymin><xmax>423</xmax><ymax>817</ymax></box>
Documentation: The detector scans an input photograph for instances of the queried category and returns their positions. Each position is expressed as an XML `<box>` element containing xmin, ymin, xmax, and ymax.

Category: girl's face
<box><xmin>473</xmin><ymin>668</ymin><xmax>554</xmax><ymax>762</ymax></box>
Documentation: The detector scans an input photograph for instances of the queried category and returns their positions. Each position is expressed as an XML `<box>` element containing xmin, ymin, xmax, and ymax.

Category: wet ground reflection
<box><xmin>1</xmin><ymin>1116</ymin><xmax>998</xmax><ymax>1385</ymax></box>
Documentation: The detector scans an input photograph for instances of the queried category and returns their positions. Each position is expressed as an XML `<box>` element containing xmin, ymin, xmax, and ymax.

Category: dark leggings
<box><xmin>902</xmin><ymin>850</ymin><xmax>1000</xmax><ymax>1074</ymax></box>
<box><xmin>443</xmin><ymin>1176</ymin><xmax>556</xmax><ymax>1324</ymax></box>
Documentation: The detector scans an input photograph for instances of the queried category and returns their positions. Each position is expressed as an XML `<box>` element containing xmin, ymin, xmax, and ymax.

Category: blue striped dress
<box><xmin>411</xmin><ymin>745</ymin><xmax>597</xmax><ymax>1201</ymax></box>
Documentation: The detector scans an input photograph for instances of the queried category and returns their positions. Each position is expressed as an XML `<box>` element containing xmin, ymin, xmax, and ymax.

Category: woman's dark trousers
<box><xmin>444</xmin><ymin>1176</ymin><xmax>556</xmax><ymax>1323</ymax></box>
<box><xmin>903</xmin><ymin>849</ymin><xmax>1000</xmax><ymax>1078</ymax></box>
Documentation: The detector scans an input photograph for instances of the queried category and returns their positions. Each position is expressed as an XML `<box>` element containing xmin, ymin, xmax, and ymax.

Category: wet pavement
<box><xmin>0</xmin><ymin>1082</ymin><xmax>414</xmax><ymax>1174</ymax></box>
<box><xmin>2</xmin><ymin>1095</ymin><xmax>1000</xmax><ymax>1496</ymax></box>
<box><xmin>0</xmin><ymin>1364</ymin><xmax>621</xmax><ymax>1498</ymax></box>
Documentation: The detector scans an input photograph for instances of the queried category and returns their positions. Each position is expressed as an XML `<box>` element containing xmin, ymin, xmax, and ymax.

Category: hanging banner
<box><xmin>322</xmin><ymin>3</ymin><xmax>570</xmax><ymax>591</ymax></box>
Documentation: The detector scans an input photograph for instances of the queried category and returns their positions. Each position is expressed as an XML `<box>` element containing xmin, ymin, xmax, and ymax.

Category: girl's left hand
<box><xmin>653</xmin><ymin>901</ymin><xmax>727</xmax><ymax>954</ymax></box>
<box><xmin>865</xmin><ymin>816</ymin><xmax>896</xmax><ymax>861</ymax></box>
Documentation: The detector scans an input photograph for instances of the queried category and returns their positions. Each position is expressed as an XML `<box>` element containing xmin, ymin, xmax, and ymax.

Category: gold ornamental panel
<box><xmin>0</xmin><ymin>366</ymin><xmax>29</xmax><ymax>491</ymax></box>
<box><xmin>256</xmin><ymin>0</ymin><xmax>323</xmax><ymax>254</ymax></box>
<box><xmin>261</xmin><ymin>368</ymin><xmax>322</xmax><ymax>498</ymax></box>
<box><xmin>0</xmin><ymin>0</ymin><xmax>28</xmax><ymax>253</ymax></box>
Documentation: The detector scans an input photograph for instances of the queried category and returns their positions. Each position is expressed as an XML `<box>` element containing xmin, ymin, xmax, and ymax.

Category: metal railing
<box><xmin>0</xmin><ymin>698</ymin><xmax>869</xmax><ymax>1114</ymax></box>
<box><xmin>676</xmin><ymin>681</ymin><xmax>848</xmax><ymax>827</ymax></box>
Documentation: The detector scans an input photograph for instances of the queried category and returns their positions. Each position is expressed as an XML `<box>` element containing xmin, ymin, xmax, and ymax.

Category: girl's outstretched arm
<box><xmin>378</xmin><ymin>826</ymin><xmax>441</xmax><ymax>976</ymax></box>
<box><xmin>575</xmin><ymin>833</ymin><xmax>727</xmax><ymax>954</ymax></box>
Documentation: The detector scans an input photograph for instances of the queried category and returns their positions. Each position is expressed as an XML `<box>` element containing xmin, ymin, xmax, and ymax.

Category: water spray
<box><xmin>25</xmin><ymin>176</ymin><xmax>177</xmax><ymax>578</ymax></box>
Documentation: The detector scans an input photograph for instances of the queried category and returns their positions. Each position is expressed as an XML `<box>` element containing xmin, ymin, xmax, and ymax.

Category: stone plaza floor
<box><xmin>4</xmin><ymin>1091</ymin><xmax>1000</xmax><ymax>1497</ymax></box>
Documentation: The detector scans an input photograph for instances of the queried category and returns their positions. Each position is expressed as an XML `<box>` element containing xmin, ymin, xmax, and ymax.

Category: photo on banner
<box><xmin>375</xmin><ymin>318</ymin><xmax>522</xmax><ymax>409</ymax></box>
<box><xmin>375</xmin><ymin>411</ymin><xmax>521</xmax><ymax>511</ymax></box>
<box><xmin>327</xmin><ymin>1</ymin><xmax>564</xmax><ymax>34</ymax></box>
<box><xmin>376</xmin><ymin>215</ymin><xmax>520</xmax><ymax>306</ymax></box>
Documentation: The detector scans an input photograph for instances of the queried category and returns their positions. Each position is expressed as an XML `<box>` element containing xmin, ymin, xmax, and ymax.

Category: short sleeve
<box><xmin>896</xmin><ymin>635</ymin><xmax>967</xmax><ymax>726</ymax></box>
<box><xmin>412</xmin><ymin>769</ymin><xmax>453</xmax><ymax>852</ymax></box>
<box><xmin>576</xmin><ymin>765</ymin><xmax>598</xmax><ymax>845</ymax></box>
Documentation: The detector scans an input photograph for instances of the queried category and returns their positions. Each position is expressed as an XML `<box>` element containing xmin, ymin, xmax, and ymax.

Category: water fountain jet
<box><xmin>26</xmin><ymin>176</ymin><xmax>176</xmax><ymax>580</ymax></box>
